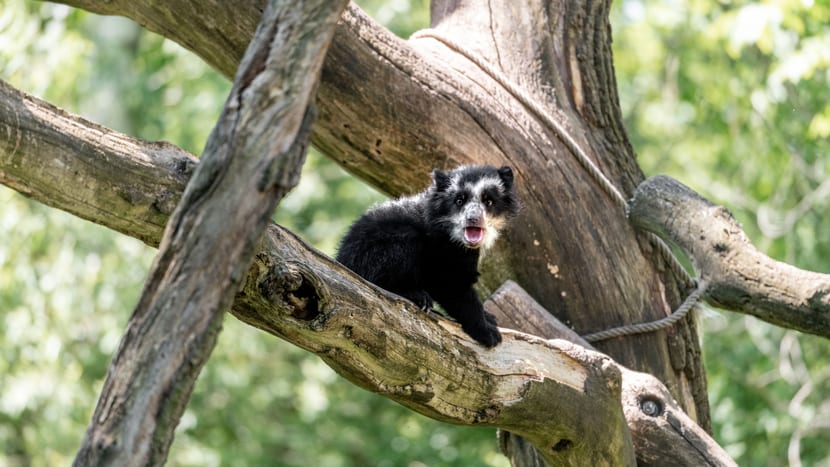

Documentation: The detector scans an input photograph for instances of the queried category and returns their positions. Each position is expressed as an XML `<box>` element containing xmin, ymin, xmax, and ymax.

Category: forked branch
<box><xmin>0</xmin><ymin>75</ymin><xmax>748</xmax><ymax>466</ymax></box>
<box><xmin>487</xmin><ymin>282</ymin><xmax>736</xmax><ymax>466</ymax></box>
<box><xmin>629</xmin><ymin>175</ymin><xmax>830</xmax><ymax>339</ymax></box>
<box><xmin>0</xmin><ymin>80</ymin><xmax>633</xmax><ymax>465</ymax></box>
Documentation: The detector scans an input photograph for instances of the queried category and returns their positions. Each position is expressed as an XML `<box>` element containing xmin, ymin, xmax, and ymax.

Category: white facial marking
<box><xmin>465</xmin><ymin>177</ymin><xmax>504</xmax><ymax>200</ymax></box>
<box><xmin>446</xmin><ymin>175</ymin><xmax>506</xmax><ymax>252</ymax></box>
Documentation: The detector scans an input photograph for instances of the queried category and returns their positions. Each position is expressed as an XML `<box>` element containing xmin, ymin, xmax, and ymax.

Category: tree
<box><xmin>1</xmin><ymin>0</ymin><xmax>828</xmax><ymax>465</ymax></box>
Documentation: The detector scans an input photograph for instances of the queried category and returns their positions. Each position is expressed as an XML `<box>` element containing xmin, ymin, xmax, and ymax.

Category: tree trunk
<box><xmin>3</xmin><ymin>78</ymin><xmax>751</xmax><ymax>465</ymax></box>
<box><xmin>28</xmin><ymin>0</ymin><xmax>711</xmax><ymax>465</ymax></box>
<box><xmin>72</xmin><ymin>1</ymin><xmax>347</xmax><ymax>464</ymax></box>
<box><xmin>407</xmin><ymin>2</ymin><xmax>709</xmax><ymax>416</ymax></box>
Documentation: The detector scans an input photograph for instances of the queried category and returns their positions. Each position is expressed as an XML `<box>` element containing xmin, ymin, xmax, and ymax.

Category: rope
<box><xmin>411</xmin><ymin>29</ymin><xmax>701</xmax><ymax>339</ymax></box>
<box><xmin>582</xmin><ymin>280</ymin><xmax>706</xmax><ymax>343</ymax></box>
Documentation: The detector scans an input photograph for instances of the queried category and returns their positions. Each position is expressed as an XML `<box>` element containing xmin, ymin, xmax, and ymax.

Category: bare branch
<box><xmin>0</xmin><ymin>78</ymin><xmax>639</xmax><ymax>465</ymax></box>
<box><xmin>240</xmin><ymin>228</ymin><xmax>635</xmax><ymax>465</ymax></box>
<box><xmin>0</xmin><ymin>79</ymin><xmax>190</xmax><ymax>246</ymax></box>
<box><xmin>629</xmin><ymin>175</ymin><xmax>830</xmax><ymax>339</ymax></box>
<box><xmin>0</xmin><ymin>75</ymin><xmax>633</xmax><ymax>465</ymax></box>
<box><xmin>43</xmin><ymin>0</ymin><xmax>476</xmax><ymax>195</ymax></box>
<box><xmin>0</xmin><ymin>74</ymin><xmax>747</xmax><ymax>466</ymax></box>
<box><xmin>71</xmin><ymin>1</ymin><xmax>347</xmax><ymax>464</ymax></box>
<box><xmin>42</xmin><ymin>0</ymin><xmax>711</xmax><ymax>425</ymax></box>
<box><xmin>487</xmin><ymin>282</ymin><xmax>736</xmax><ymax>466</ymax></box>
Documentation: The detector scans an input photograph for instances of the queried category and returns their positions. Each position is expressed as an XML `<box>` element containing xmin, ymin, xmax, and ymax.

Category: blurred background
<box><xmin>0</xmin><ymin>0</ymin><xmax>828</xmax><ymax>465</ymax></box>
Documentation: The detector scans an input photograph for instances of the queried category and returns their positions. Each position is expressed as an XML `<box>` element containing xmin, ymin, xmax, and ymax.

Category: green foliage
<box><xmin>2</xmin><ymin>0</ymin><xmax>829</xmax><ymax>466</ymax></box>
<box><xmin>354</xmin><ymin>0</ymin><xmax>430</xmax><ymax>38</ymax></box>
<box><xmin>611</xmin><ymin>1</ymin><xmax>830</xmax><ymax>465</ymax></box>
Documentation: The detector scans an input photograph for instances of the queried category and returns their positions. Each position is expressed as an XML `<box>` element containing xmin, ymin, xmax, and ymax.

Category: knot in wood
<box><xmin>640</xmin><ymin>397</ymin><xmax>663</xmax><ymax>417</ymax></box>
<box><xmin>257</xmin><ymin>261</ymin><xmax>323</xmax><ymax>320</ymax></box>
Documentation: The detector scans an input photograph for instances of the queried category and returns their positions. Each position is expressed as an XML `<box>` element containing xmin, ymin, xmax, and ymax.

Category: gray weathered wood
<box><xmin>0</xmin><ymin>75</ymin><xmax>636</xmax><ymax>463</ymax></box>
<box><xmin>42</xmin><ymin>1</ymin><xmax>712</xmax><ymax>432</ymax></box>
<box><xmin>0</xmin><ymin>78</ymin><xmax>185</xmax><ymax>248</ymax></box>
<box><xmin>71</xmin><ymin>1</ymin><xmax>348</xmax><ymax>464</ymax></box>
<box><xmin>1</xmin><ymin>78</ymin><xmax>759</xmax><ymax>465</ymax></box>
<box><xmin>486</xmin><ymin>282</ymin><xmax>736</xmax><ymax>466</ymax></box>
<box><xmin>629</xmin><ymin>175</ymin><xmax>830</xmax><ymax>339</ymax></box>
<box><xmin>10</xmin><ymin>80</ymin><xmax>764</xmax><ymax>466</ymax></box>
<box><xmin>239</xmin><ymin>226</ymin><xmax>636</xmax><ymax>466</ymax></box>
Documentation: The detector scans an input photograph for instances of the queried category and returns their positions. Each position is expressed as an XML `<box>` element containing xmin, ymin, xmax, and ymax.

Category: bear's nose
<box><xmin>465</xmin><ymin>205</ymin><xmax>483</xmax><ymax>227</ymax></box>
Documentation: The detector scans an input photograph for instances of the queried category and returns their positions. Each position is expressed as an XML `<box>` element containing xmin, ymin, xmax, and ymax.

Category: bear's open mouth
<box><xmin>464</xmin><ymin>226</ymin><xmax>484</xmax><ymax>245</ymax></box>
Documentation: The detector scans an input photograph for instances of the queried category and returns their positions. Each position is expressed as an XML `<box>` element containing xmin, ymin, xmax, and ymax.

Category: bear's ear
<box><xmin>498</xmin><ymin>166</ymin><xmax>514</xmax><ymax>190</ymax></box>
<box><xmin>432</xmin><ymin>169</ymin><xmax>451</xmax><ymax>192</ymax></box>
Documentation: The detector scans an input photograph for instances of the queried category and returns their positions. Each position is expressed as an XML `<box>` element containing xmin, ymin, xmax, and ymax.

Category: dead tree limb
<box><xmin>10</xmin><ymin>76</ymin><xmax>777</xmax><ymax>466</ymax></box>
<box><xmin>487</xmin><ymin>282</ymin><xmax>736</xmax><ymax>466</ymax></box>
<box><xmin>1</xmin><ymin>80</ymin><xmax>636</xmax><ymax>465</ymax></box>
<box><xmin>42</xmin><ymin>3</ymin><xmax>712</xmax><ymax>430</ymax></box>
<box><xmin>71</xmin><ymin>1</ymin><xmax>347</xmax><ymax>464</ymax></box>
<box><xmin>629</xmin><ymin>175</ymin><xmax>830</xmax><ymax>339</ymax></box>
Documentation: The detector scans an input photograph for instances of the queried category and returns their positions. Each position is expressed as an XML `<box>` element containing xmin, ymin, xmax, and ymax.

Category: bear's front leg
<box><xmin>435</xmin><ymin>288</ymin><xmax>501</xmax><ymax>347</ymax></box>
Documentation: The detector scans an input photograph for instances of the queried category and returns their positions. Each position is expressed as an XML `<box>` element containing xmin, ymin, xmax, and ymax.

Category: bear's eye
<box><xmin>455</xmin><ymin>195</ymin><xmax>465</xmax><ymax>206</ymax></box>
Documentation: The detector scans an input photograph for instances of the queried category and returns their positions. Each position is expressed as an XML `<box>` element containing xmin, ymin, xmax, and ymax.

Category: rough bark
<box><xmin>487</xmin><ymin>282</ymin><xmax>736</xmax><ymax>466</ymax></box>
<box><xmin>44</xmin><ymin>0</ymin><xmax>711</xmax><ymax>431</ymax></box>
<box><xmin>629</xmin><ymin>175</ymin><xmax>830</xmax><ymax>339</ymax></box>
<box><xmin>3</xmin><ymin>79</ymin><xmax>754</xmax><ymax>465</ymax></box>
<box><xmin>0</xmin><ymin>78</ymin><xmax>190</xmax><ymax>246</ymax></box>
<box><xmin>242</xmin><ymin>226</ymin><xmax>637</xmax><ymax>466</ymax></box>
<box><xmin>71</xmin><ymin>1</ymin><xmax>347</xmax><ymax>464</ymax></box>
<box><xmin>1</xmin><ymin>82</ymin><xmax>636</xmax><ymax>465</ymax></box>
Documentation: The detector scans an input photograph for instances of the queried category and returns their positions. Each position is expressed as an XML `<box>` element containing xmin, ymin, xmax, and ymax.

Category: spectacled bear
<box><xmin>336</xmin><ymin>165</ymin><xmax>520</xmax><ymax>347</ymax></box>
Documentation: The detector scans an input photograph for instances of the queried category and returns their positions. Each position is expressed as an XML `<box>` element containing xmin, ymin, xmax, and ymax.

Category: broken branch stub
<box><xmin>628</xmin><ymin>175</ymin><xmax>830</xmax><ymax>339</ymax></box>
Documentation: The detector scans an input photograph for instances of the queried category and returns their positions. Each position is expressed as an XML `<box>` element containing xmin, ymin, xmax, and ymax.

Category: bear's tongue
<box><xmin>464</xmin><ymin>227</ymin><xmax>484</xmax><ymax>245</ymax></box>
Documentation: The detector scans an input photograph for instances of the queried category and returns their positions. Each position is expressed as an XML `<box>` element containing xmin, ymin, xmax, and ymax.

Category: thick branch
<box><xmin>629</xmin><ymin>175</ymin><xmax>830</xmax><ymax>339</ymax></box>
<box><xmin>0</xmin><ymin>80</ymin><xmax>635</xmax><ymax>465</ymax></box>
<box><xmin>0</xmin><ymin>78</ymin><xmax>190</xmax><ymax>246</ymax></box>
<box><xmin>3</xmin><ymin>76</ymin><xmax>660</xmax><ymax>466</ymax></box>
<box><xmin>486</xmin><ymin>282</ymin><xmax>736</xmax><ymax>466</ymax></box>
<box><xmin>0</xmin><ymin>77</ymin><xmax>748</xmax><ymax>465</ymax></box>
<box><xmin>72</xmin><ymin>1</ymin><xmax>347</xmax><ymax>465</ymax></box>
<box><xmin>44</xmin><ymin>0</ymin><xmax>473</xmax><ymax>195</ymax></box>
<box><xmin>240</xmin><ymin>226</ymin><xmax>635</xmax><ymax>465</ymax></box>
<box><xmin>44</xmin><ymin>0</ymin><xmax>711</xmax><ymax>425</ymax></box>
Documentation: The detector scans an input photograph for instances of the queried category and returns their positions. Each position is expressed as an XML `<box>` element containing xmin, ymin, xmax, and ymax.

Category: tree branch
<box><xmin>0</xmin><ymin>74</ymin><xmax>637</xmax><ymax>463</ymax></box>
<box><xmin>486</xmin><ymin>282</ymin><xmax>736</xmax><ymax>466</ymax></box>
<box><xmin>629</xmin><ymin>175</ymin><xmax>830</xmax><ymax>339</ymax></box>
<box><xmin>0</xmin><ymin>74</ymin><xmax>748</xmax><ymax>466</ymax></box>
<box><xmin>238</xmin><ymin>227</ymin><xmax>635</xmax><ymax>465</ymax></box>
<box><xmin>42</xmin><ymin>0</ymin><xmax>712</xmax><ymax>426</ymax></box>
<box><xmin>43</xmin><ymin>0</ymin><xmax>478</xmax><ymax>195</ymax></box>
<box><xmin>71</xmin><ymin>1</ymin><xmax>347</xmax><ymax>464</ymax></box>
<box><xmin>0</xmin><ymin>77</ymin><xmax>636</xmax><ymax>464</ymax></box>
<box><xmin>0</xmin><ymin>78</ymin><xmax>190</xmax><ymax>246</ymax></box>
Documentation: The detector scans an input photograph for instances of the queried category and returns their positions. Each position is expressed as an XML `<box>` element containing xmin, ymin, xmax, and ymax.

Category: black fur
<box><xmin>336</xmin><ymin>165</ymin><xmax>519</xmax><ymax>347</ymax></box>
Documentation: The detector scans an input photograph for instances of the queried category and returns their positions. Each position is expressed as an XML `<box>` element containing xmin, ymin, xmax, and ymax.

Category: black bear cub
<box><xmin>336</xmin><ymin>165</ymin><xmax>519</xmax><ymax>347</ymax></box>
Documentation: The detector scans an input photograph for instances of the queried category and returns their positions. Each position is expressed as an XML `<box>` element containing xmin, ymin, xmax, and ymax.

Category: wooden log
<box><xmin>45</xmin><ymin>1</ymin><xmax>711</xmax><ymax>428</ymax></box>
<box><xmin>486</xmin><ymin>281</ymin><xmax>736</xmax><ymax>466</ymax></box>
<box><xmin>71</xmin><ymin>1</ymin><xmax>348</xmax><ymax>464</ymax></box>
